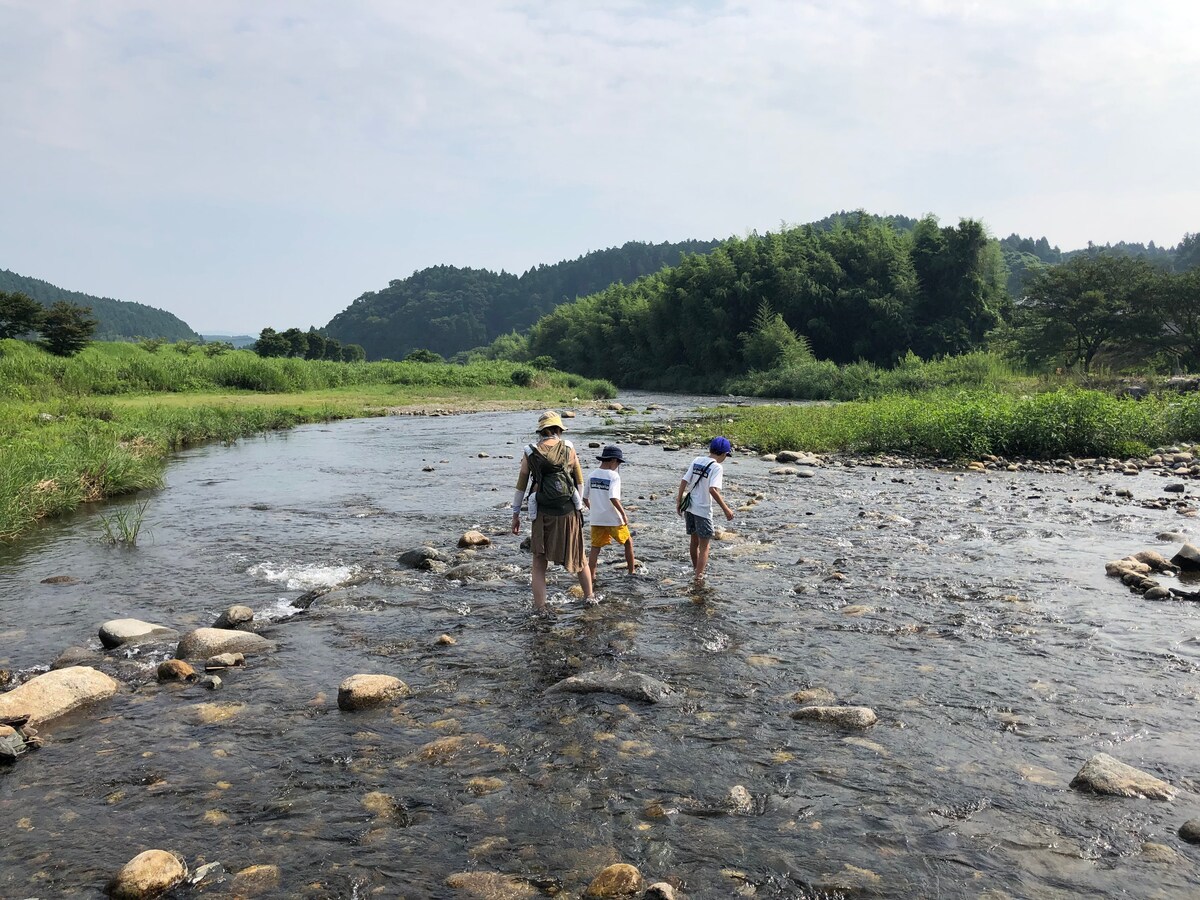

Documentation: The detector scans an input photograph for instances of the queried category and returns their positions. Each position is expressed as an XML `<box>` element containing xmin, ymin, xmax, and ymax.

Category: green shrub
<box><xmin>511</xmin><ymin>367</ymin><xmax>535</xmax><ymax>387</ymax></box>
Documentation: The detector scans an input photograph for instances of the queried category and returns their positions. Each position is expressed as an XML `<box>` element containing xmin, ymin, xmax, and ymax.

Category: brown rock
<box><xmin>337</xmin><ymin>674</ymin><xmax>409</xmax><ymax>711</ymax></box>
<box><xmin>175</xmin><ymin>628</ymin><xmax>274</xmax><ymax>660</ymax></box>
<box><xmin>792</xmin><ymin>687</ymin><xmax>837</xmax><ymax>705</ymax></box>
<box><xmin>436</xmin><ymin>634</ymin><xmax>457</xmax><ymax>646</ymax></box>
<box><xmin>108</xmin><ymin>849</ymin><xmax>188</xmax><ymax>899</ymax></box>
<box><xmin>445</xmin><ymin>872</ymin><xmax>538</xmax><ymax>898</ymax></box>
<box><xmin>790</xmin><ymin>705</ymin><xmax>878</xmax><ymax>729</ymax></box>
<box><xmin>458</xmin><ymin>530</ymin><xmax>492</xmax><ymax>548</ymax></box>
<box><xmin>0</xmin><ymin>666</ymin><xmax>119</xmax><ymax>726</ymax></box>
<box><xmin>1070</xmin><ymin>753</ymin><xmax>1175</xmax><ymax>800</ymax></box>
<box><xmin>584</xmin><ymin>863</ymin><xmax>643</xmax><ymax>898</ymax></box>
<box><xmin>211</xmin><ymin>605</ymin><xmax>254</xmax><ymax>630</ymax></box>
<box><xmin>231</xmin><ymin>864</ymin><xmax>281</xmax><ymax>896</ymax></box>
<box><xmin>156</xmin><ymin>660</ymin><xmax>197</xmax><ymax>682</ymax></box>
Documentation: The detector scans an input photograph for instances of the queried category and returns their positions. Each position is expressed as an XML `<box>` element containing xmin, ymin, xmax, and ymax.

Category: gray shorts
<box><xmin>684</xmin><ymin>512</ymin><xmax>714</xmax><ymax>538</ymax></box>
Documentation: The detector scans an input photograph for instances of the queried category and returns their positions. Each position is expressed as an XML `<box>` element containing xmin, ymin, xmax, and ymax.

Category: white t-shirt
<box><xmin>681</xmin><ymin>455</ymin><xmax>723</xmax><ymax>520</ymax></box>
<box><xmin>584</xmin><ymin>468</ymin><xmax>624</xmax><ymax>527</ymax></box>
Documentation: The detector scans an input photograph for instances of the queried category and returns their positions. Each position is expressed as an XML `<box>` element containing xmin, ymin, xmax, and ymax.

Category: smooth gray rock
<box><xmin>98</xmin><ymin>619</ymin><xmax>178</xmax><ymax>649</ymax></box>
<box><xmin>212</xmin><ymin>605</ymin><xmax>254</xmax><ymax>630</ymax></box>
<box><xmin>1180</xmin><ymin>818</ymin><xmax>1200</xmax><ymax>844</ymax></box>
<box><xmin>398</xmin><ymin>547</ymin><xmax>451</xmax><ymax>569</ymax></box>
<box><xmin>444</xmin><ymin>562</ymin><xmax>503</xmax><ymax>583</ymax></box>
<box><xmin>775</xmin><ymin>450</ymin><xmax>803</xmax><ymax>463</ymax></box>
<box><xmin>1070</xmin><ymin>752</ymin><xmax>1175</xmax><ymax>800</ymax></box>
<box><xmin>1172</xmin><ymin>543</ymin><xmax>1200</xmax><ymax>571</ymax></box>
<box><xmin>546</xmin><ymin>671</ymin><xmax>672</xmax><ymax>704</ymax></box>
<box><xmin>790</xmin><ymin>705</ymin><xmax>878</xmax><ymax>728</ymax></box>
<box><xmin>51</xmin><ymin>646</ymin><xmax>104</xmax><ymax>670</ymax></box>
<box><xmin>175</xmin><ymin>628</ymin><xmax>275</xmax><ymax>660</ymax></box>
<box><xmin>769</xmin><ymin>466</ymin><xmax>800</xmax><ymax>476</ymax></box>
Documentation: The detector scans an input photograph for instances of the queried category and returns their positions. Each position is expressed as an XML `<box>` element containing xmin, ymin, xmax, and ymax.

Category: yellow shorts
<box><xmin>590</xmin><ymin>524</ymin><xmax>631</xmax><ymax>548</ymax></box>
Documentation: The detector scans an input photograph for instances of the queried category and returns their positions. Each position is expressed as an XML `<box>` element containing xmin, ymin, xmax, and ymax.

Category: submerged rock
<box><xmin>211</xmin><ymin>605</ymin><xmax>254</xmax><ymax>630</ymax></box>
<box><xmin>40</xmin><ymin>574</ymin><xmax>79</xmax><ymax>584</ymax></box>
<box><xmin>337</xmin><ymin>674</ymin><xmax>409</xmax><ymax>711</ymax></box>
<box><xmin>1070</xmin><ymin>753</ymin><xmax>1175</xmax><ymax>800</ymax></box>
<box><xmin>644</xmin><ymin>884</ymin><xmax>677</xmax><ymax>900</ymax></box>
<box><xmin>397</xmin><ymin>546</ymin><xmax>451</xmax><ymax>569</ymax></box>
<box><xmin>445</xmin><ymin>871</ymin><xmax>538</xmax><ymax>898</ymax></box>
<box><xmin>98</xmin><ymin>619</ymin><xmax>178</xmax><ymax>649</ymax></box>
<box><xmin>0</xmin><ymin>666</ymin><xmax>119</xmax><ymax>726</ymax></box>
<box><xmin>444</xmin><ymin>562</ymin><xmax>503</xmax><ymax>583</ymax></box>
<box><xmin>175</xmin><ymin>628</ymin><xmax>274</xmax><ymax>660</ymax></box>
<box><xmin>584</xmin><ymin>863</ymin><xmax>643</xmax><ymax>898</ymax></box>
<box><xmin>108</xmin><ymin>849</ymin><xmax>188</xmax><ymax>899</ymax></box>
<box><xmin>546</xmin><ymin>671</ymin><xmax>672</xmax><ymax>704</ymax></box>
<box><xmin>790</xmin><ymin>705</ymin><xmax>878</xmax><ymax>729</ymax></box>
<box><xmin>231</xmin><ymin>864</ymin><xmax>281</xmax><ymax>896</ymax></box>
<box><xmin>51</xmin><ymin>646</ymin><xmax>104</xmax><ymax>670</ymax></box>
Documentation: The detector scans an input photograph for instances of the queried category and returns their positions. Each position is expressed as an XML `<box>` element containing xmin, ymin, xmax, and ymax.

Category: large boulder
<box><xmin>337</xmin><ymin>674</ymin><xmax>410</xmax><ymax>711</ymax></box>
<box><xmin>790</xmin><ymin>705</ymin><xmax>878</xmax><ymax>729</ymax></box>
<box><xmin>108</xmin><ymin>849</ymin><xmax>188</xmax><ymax>899</ymax></box>
<box><xmin>98</xmin><ymin>619</ymin><xmax>178</xmax><ymax>649</ymax></box>
<box><xmin>175</xmin><ymin>628</ymin><xmax>275</xmax><ymax>660</ymax></box>
<box><xmin>212</xmin><ymin>605</ymin><xmax>254</xmax><ymax>630</ymax></box>
<box><xmin>546</xmin><ymin>671</ymin><xmax>672</xmax><ymax>704</ymax></box>
<box><xmin>0</xmin><ymin>666</ymin><xmax>119</xmax><ymax>726</ymax></box>
<box><xmin>1070</xmin><ymin>753</ymin><xmax>1175</xmax><ymax>800</ymax></box>
<box><xmin>1171</xmin><ymin>543</ymin><xmax>1200</xmax><ymax>571</ymax></box>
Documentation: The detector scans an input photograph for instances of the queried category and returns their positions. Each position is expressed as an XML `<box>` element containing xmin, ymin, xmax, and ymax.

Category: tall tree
<box><xmin>0</xmin><ymin>290</ymin><xmax>44</xmax><ymax>339</ymax></box>
<box><xmin>304</xmin><ymin>327</ymin><xmax>327</xmax><ymax>360</ymax></box>
<box><xmin>253</xmin><ymin>327</ymin><xmax>289</xmax><ymax>358</ymax></box>
<box><xmin>279</xmin><ymin>327</ymin><xmax>308</xmax><ymax>358</ymax></box>
<box><xmin>39</xmin><ymin>301</ymin><xmax>97</xmax><ymax>357</ymax></box>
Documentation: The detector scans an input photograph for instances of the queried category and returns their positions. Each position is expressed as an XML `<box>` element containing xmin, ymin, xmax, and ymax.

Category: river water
<box><xmin>2</xmin><ymin>392</ymin><xmax>1200</xmax><ymax>898</ymax></box>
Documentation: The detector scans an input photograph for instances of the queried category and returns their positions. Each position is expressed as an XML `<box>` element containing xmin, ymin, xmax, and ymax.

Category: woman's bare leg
<box><xmin>532</xmin><ymin>555</ymin><xmax>549</xmax><ymax>610</ymax></box>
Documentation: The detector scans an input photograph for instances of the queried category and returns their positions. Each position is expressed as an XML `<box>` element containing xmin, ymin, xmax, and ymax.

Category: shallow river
<box><xmin>3</xmin><ymin>392</ymin><xmax>1200</xmax><ymax>898</ymax></box>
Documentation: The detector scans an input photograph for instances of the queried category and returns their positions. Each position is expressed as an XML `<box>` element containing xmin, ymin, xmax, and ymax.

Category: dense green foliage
<box><xmin>40</xmin><ymin>301</ymin><xmax>98</xmax><ymax>357</ymax></box>
<box><xmin>523</xmin><ymin>216</ymin><xmax>1007</xmax><ymax>389</ymax></box>
<box><xmin>0</xmin><ymin>290</ymin><xmax>45</xmax><ymax>338</ymax></box>
<box><xmin>0</xmin><ymin>268</ymin><xmax>199</xmax><ymax>341</ymax></box>
<box><xmin>701</xmin><ymin>389</ymin><xmax>1200</xmax><ymax>461</ymax></box>
<box><xmin>323</xmin><ymin>239</ymin><xmax>721</xmax><ymax>360</ymax></box>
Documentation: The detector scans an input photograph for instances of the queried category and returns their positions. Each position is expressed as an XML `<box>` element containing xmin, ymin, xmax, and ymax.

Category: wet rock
<box><xmin>792</xmin><ymin>687</ymin><xmax>837</xmax><ymax>704</ymax></box>
<box><xmin>156</xmin><ymin>660</ymin><xmax>198</xmax><ymax>682</ymax></box>
<box><xmin>1106</xmin><ymin>558</ymin><xmax>1152</xmax><ymax>577</ymax></box>
<box><xmin>726</xmin><ymin>784</ymin><xmax>754</xmax><ymax>813</ymax></box>
<box><xmin>562</xmin><ymin>410</ymin><xmax>576</xmax><ymax>418</ymax></box>
<box><xmin>584</xmin><ymin>863</ymin><xmax>642</xmax><ymax>898</ymax></box>
<box><xmin>1165</xmin><ymin>483</ymin><xmax>1187</xmax><ymax>493</ymax></box>
<box><xmin>205</xmin><ymin>652</ymin><xmax>245</xmax><ymax>670</ymax></box>
<box><xmin>98</xmin><ymin>618</ymin><xmax>179</xmax><ymax>649</ymax></box>
<box><xmin>0</xmin><ymin>724</ymin><xmax>27</xmax><ymax>762</ymax></box>
<box><xmin>436</xmin><ymin>634</ymin><xmax>457</xmax><ymax>646</ymax></box>
<box><xmin>644</xmin><ymin>884</ymin><xmax>676</xmax><ymax>900</ymax></box>
<box><xmin>108</xmin><ymin>849</ymin><xmax>188</xmax><ymax>899</ymax></box>
<box><xmin>1141</xmin><ymin>842</ymin><xmax>1180</xmax><ymax>864</ymax></box>
<box><xmin>790</xmin><ymin>705</ymin><xmax>878</xmax><ymax>729</ymax></box>
<box><xmin>211</xmin><ymin>605</ymin><xmax>254</xmax><ymax>630</ymax></box>
<box><xmin>397</xmin><ymin>546</ymin><xmax>451</xmax><ymax>569</ymax></box>
<box><xmin>1179</xmin><ymin>818</ymin><xmax>1200</xmax><ymax>844</ymax></box>
<box><xmin>1070</xmin><ymin>752</ymin><xmax>1175</xmax><ymax>800</ymax></box>
<box><xmin>40</xmin><ymin>574</ymin><xmax>79</xmax><ymax>585</ymax></box>
<box><xmin>458</xmin><ymin>530</ymin><xmax>491</xmax><ymax>548</ymax></box>
<box><xmin>444</xmin><ymin>562</ymin><xmax>503</xmax><ymax>583</ymax></box>
<box><xmin>51</xmin><ymin>646</ymin><xmax>104</xmax><ymax>670</ymax></box>
<box><xmin>769</xmin><ymin>466</ymin><xmax>799</xmax><ymax>476</ymax></box>
<box><xmin>797</xmin><ymin>468</ymin><xmax>817</xmax><ymax>478</ymax></box>
<box><xmin>290</xmin><ymin>585</ymin><xmax>332</xmax><ymax>609</ymax></box>
<box><xmin>546</xmin><ymin>671</ymin><xmax>672</xmax><ymax>704</ymax></box>
<box><xmin>445</xmin><ymin>871</ymin><xmax>538</xmax><ymax>898</ymax></box>
<box><xmin>0</xmin><ymin>666</ymin><xmax>119</xmax><ymax>726</ymax></box>
<box><xmin>231</xmin><ymin>864</ymin><xmax>281</xmax><ymax>896</ymax></box>
<box><xmin>337</xmin><ymin>674</ymin><xmax>409</xmax><ymax>711</ymax></box>
<box><xmin>1132</xmin><ymin>550</ymin><xmax>1179</xmax><ymax>572</ymax></box>
<box><xmin>1144</xmin><ymin>586</ymin><xmax>1172</xmax><ymax>601</ymax></box>
<box><xmin>175</xmin><ymin>628</ymin><xmax>275</xmax><ymax>660</ymax></box>
<box><xmin>759</xmin><ymin>453</ymin><xmax>777</xmax><ymax>462</ymax></box>
<box><xmin>199</xmin><ymin>675</ymin><xmax>222</xmax><ymax>690</ymax></box>
<box><xmin>1171</xmin><ymin>543</ymin><xmax>1200</xmax><ymax>571</ymax></box>
<box><xmin>775</xmin><ymin>450</ymin><xmax>803</xmax><ymax>463</ymax></box>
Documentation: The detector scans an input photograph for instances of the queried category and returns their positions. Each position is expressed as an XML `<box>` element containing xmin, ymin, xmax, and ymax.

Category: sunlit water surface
<box><xmin>3</xmin><ymin>393</ymin><xmax>1200</xmax><ymax>898</ymax></box>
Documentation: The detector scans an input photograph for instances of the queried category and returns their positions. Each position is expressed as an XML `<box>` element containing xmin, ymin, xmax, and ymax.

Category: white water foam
<box><xmin>247</xmin><ymin>561</ymin><xmax>359</xmax><ymax>591</ymax></box>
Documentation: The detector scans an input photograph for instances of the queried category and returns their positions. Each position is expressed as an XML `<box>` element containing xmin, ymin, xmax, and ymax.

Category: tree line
<box><xmin>0</xmin><ymin>292</ymin><xmax>98</xmax><ymax>356</ymax></box>
<box><xmin>252</xmin><ymin>326</ymin><xmax>366</xmax><ymax>362</ymax></box>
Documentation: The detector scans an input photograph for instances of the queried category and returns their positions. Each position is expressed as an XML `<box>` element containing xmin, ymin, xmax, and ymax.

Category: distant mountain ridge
<box><xmin>0</xmin><ymin>268</ymin><xmax>199</xmax><ymax>341</ymax></box>
<box><xmin>323</xmin><ymin>238</ymin><xmax>722</xmax><ymax>360</ymax></box>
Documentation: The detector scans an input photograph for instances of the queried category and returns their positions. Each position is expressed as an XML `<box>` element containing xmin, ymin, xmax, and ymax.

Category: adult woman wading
<box><xmin>511</xmin><ymin>411</ymin><xmax>594</xmax><ymax>613</ymax></box>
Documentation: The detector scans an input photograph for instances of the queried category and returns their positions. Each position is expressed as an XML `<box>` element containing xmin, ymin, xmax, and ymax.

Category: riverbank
<box><xmin>0</xmin><ymin>340</ymin><xmax>617</xmax><ymax>542</ymax></box>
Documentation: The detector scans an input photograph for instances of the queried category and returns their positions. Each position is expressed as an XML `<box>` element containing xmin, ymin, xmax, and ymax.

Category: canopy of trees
<box><xmin>253</xmin><ymin>326</ymin><xmax>364</xmax><ymax>362</ymax></box>
<box><xmin>0</xmin><ymin>269</ymin><xmax>199</xmax><ymax>341</ymax></box>
<box><xmin>323</xmin><ymin>239</ymin><xmax>722</xmax><ymax>360</ymax></box>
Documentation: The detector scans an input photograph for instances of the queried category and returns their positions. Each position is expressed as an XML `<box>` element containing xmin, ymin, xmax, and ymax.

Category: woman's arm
<box><xmin>512</xmin><ymin>454</ymin><xmax>530</xmax><ymax>534</ymax></box>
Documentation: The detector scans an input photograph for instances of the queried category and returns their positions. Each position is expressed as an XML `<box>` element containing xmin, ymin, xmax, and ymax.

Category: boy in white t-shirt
<box><xmin>675</xmin><ymin>436</ymin><xmax>735</xmax><ymax>578</ymax></box>
<box><xmin>583</xmin><ymin>445</ymin><xmax>634</xmax><ymax>582</ymax></box>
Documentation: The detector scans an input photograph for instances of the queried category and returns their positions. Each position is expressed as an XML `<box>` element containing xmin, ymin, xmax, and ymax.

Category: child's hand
<box><xmin>724</xmin><ymin>508</ymin><xmax>735</xmax><ymax>521</ymax></box>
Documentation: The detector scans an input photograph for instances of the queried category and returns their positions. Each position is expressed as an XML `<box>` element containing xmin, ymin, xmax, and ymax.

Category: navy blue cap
<box><xmin>596</xmin><ymin>445</ymin><xmax>625</xmax><ymax>463</ymax></box>
<box><xmin>709</xmin><ymin>436</ymin><xmax>732</xmax><ymax>455</ymax></box>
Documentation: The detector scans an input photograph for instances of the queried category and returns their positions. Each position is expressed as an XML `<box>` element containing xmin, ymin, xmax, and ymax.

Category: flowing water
<box><xmin>2</xmin><ymin>393</ymin><xmax>1200</xmax><ymax>898</ymax></box>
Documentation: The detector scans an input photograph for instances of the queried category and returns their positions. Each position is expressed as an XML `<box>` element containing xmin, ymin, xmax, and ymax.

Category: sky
<box><xmin>1</xmin><ymin>1</ymin><xmax>1198</xmax><ymax>334</ymax></box>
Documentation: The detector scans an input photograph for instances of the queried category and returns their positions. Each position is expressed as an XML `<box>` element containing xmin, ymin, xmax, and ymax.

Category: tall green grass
<box><xmin>701</xmin><ymin>389</ymin><xmax>1200</xmax><ymax>460</ymax></box>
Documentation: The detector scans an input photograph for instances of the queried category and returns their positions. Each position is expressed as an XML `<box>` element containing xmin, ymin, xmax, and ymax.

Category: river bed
<box><xmin>2</xmin><ymin>392</ymin><xmax>1200</xmax><ymax>898</ymax></box>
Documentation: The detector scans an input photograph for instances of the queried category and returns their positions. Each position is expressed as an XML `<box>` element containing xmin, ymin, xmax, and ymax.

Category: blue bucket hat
<box><xmin>596</xmin><ymin>445</ymin><xmax>625</xmax><ymax>463</ymax></box>
<box><xmin>709</xmin><ymin>436</ymin><xmax>733</xmax><ymax>455</ymax></box>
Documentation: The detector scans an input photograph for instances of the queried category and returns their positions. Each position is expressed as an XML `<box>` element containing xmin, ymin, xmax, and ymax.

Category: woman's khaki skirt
<box><xmin>531</xmin><ymin>510</ymin><xmax>585</xmax><ymax>573</ymax></box>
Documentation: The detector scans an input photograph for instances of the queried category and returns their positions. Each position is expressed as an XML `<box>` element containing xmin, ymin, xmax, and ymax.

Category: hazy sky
<box><xmin>2</xmin><ymin>1</ymin><xmax>1197</xmax><ymax>334</ymax></box>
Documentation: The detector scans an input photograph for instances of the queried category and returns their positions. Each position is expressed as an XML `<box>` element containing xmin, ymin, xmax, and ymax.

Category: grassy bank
<box><xmin>0</xmin><ymin>340</ymin><xmax>617</xmax><ymax>541</ymax></box>
<box><xmin>688</xmin><ymin>389</ymin><xmax>1200</xmax><ymax>461</ymax></box>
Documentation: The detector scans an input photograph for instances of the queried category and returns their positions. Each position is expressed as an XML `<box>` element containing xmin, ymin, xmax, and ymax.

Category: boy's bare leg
<box><xmin>532</xmin><ymin>555</ymin><xmax>549</xmax><ymax>611</ymax></box>
<box><xmin>689</xmin><ymin>534</ymin><xmax>700</xmax><ymax>572</ymax></box>
<box><xmin>623</xmin><ymin>538</ymin><xmax>636</xmax><ymax>574</ymax></box>
<box><xmin>577</xmin><ymin>562</ymin><xmax>594</xmax><ymax>599</ymax></box>
<box><xmin>588</xmin><ymin>546</ymin><xmax>601</xmax><ymax>584</ymax></box>
<box><xmin>694</xmin><ymin>537</ymin><xmax>712</xmax><ymax>578</ymax></box>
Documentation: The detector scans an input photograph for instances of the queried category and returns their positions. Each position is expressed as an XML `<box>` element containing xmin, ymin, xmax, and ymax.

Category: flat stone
<box><xmin>175</xmin><ymin>628</ymin><xmax>275</xmax><ymax>660</ymax></box>
<box><xmin>769</xmin><ymin>466</ymin><xmax>799</xmax><ymax>476</ymax></box>
<box><xmin>584</xmin><ymin>863</ymin><xmax>643</xmax><ymax>898</ymax></box>
<box><xmin>790</xmin><ymin>705</ymin><xmax>878</xmax><ymax>729</ymax></box>
<box><xmin>1070</xmin><ymin>752</ymin><xmax>1175</xmax><ymax>800</ymax></box>
<box><xmin>546</xmin><ymin>671</ymin><xmax>672</xmax><ymax>704</ymax></box>
<box><xmin>0</xmin><ymin>666</ymin><xmax>119</xmax><ymax>726</ymax></box>
<box><xmin>338</xmin><ymin>674</ymin><xmax>409</xmax><ymax>711</ymax></box>
<box><xmin>98</xmin><ymin>618</ymin><xmax>178</xmax><ymax>649</ymax></box>
<box><xmin>212</xmin><ymin>605</ymin><xmax>254</xmax><ymax>630</ymax></box>
<box><xmin>205</xmin><ymin>652</ymin><xmax>245</xmax><ymax>670</ymax></box>
<box><xmin>108</xmin><ymin>849</ymin><xmax>188</xmax><ymax>899</ymax></box>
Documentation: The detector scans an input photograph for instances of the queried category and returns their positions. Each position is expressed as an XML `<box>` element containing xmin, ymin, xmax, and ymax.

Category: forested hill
<box><xmin>0</xmin><ymin>269</ymin><xmax>199</xmax><ymax>341</ymax></box>
<box><xmin>323</xmin><ymin>239</ymin><xmax>721</xmax><ymax>360</ymax></box>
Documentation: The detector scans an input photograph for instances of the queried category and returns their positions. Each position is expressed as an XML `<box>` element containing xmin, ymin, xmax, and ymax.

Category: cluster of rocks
<box><xmin>1105</xmin><ymin>544</ymin><xmax>1200</xmax><ymax>601</ymax></box>
<box><xmin>445</xmin><ymin>862</ymin><xmax>677</xmax><ymax>899</ymax></box>
<box><xmin>107</xmin><ymin>852</ymin><xmax>274</xmax><ymax>899</ymax></box>
<box><xmin>1069</xmin><ymin>752</ymin><xmax>1200</xmax><ymax>847</ymax></box>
